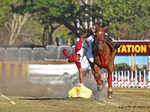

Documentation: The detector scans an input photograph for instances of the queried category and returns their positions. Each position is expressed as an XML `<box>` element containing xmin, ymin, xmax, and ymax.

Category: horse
<box><xmin>87</xmin><ymin>25</ymin><xmax>117</xmax><ymax>99</ymax></box>
<box><xmin>62</xmin><ymin>25</ymin><xmax>118</xmax><ymax>99</ymax></box>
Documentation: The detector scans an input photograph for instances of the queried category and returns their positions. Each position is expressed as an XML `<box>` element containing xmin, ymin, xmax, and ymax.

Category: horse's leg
<box><xmin>107</xmin><ymin>63</ymin><xmax>114</xmax><ymax>99</ymax></box>
<box><xmin>93</xmin><ymin>64</ymin><xmax>102</xmax><ymax>91</ymax></box>
<box><xmin>107</xmin><ymin>70</ymin><xmax>113</xmax><ymax>99</ymax></box>
<box><xmin>107</xmin><ymin>50</ymin><xmax>116</xmax><ymax>99</ymax></box>
<box><xmin>93</xmin><ymin>64</ymin><xmax>108</xmax><ymax>101</ymax></box>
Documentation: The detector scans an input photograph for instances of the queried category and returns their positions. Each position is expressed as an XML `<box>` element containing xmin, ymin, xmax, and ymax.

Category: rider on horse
<box><xmin>63</xmin><ymin>25</ymin><xmax>120</xmax><ymax>85</ymax></box>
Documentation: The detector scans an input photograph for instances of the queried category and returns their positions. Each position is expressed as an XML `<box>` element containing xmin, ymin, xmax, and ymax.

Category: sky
<box><xmin>114</xmin><ymin>56</ymin><xmax>148</xmax><ymax>65</ymax></box>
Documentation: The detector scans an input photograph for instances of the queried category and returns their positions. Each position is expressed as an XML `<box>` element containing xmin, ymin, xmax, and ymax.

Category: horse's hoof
<box><xmin>108</xmin><ymin>95</ymin><xmax>112</xmax><ymax>99</ymax></box>
<box><xmin>94</xmin><ymin>87</ymin><xmax>107</xmax><ymax>101</ymax></box>
<box><xmin>108</xmin><ymin>91</ymin><xmax>112</xmax><ymax>99</ymax></box>
<box><xmin>97</xmin><ymin>85</ymin><xmax>103</xmax><ymax>91</ymax></box>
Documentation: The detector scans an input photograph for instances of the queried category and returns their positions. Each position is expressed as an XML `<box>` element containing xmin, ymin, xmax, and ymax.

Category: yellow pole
<box><xmin>14</xmin><ymin>63</ymin><xmax>19</xmax><ymax>79</ymax></box>
<box><xmin>131</xmin><ymin>54</ymin><xmax>133</xmax><ymax>71</ymax></box>
<box><xmin>5</xmin><ymin>62</ymin><xmax>11</xmax><ymax>80</ymax></box>
<box><xmin>134</xmin><ymin>53</ymin><xmax>136</xmax><ymax>71</ymax></box>
<box><xmin>22</xmin><ymin>63</ymin><xmax>29</xmax><ymax>80</ymax></box>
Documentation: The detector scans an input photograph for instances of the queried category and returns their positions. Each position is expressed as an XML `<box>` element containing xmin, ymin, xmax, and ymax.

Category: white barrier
<box><xmin>112</xmin><ymin>70</ymin><xmax>150</xmax><ymax>88</ymax></box>
<box><xmin>29</xmin><ymin>64</ymin><xmax>79</xmax><ymax>85</ymax></box>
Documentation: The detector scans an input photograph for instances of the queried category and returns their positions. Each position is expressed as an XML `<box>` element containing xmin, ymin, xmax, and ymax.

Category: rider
<box><xmin>62</xmin><ymin>26</ymin><xmax>119</xmax><ymax>85</ymax></box>
<box><xmin>63</xmin><ymin>31</ymin><xmax>92</xmax><ymax>84</ymax></box>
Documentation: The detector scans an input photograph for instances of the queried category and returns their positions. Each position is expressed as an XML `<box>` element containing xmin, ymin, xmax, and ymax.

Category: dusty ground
<box><xmin>0</xmin><ymin>88</ymin><xmax>150</xmax><ymax>112</ymax></box>
<box><xmin>0</xmin><ymin>76</ymin><xmax>150</xmax><ymax>112</ymax></box>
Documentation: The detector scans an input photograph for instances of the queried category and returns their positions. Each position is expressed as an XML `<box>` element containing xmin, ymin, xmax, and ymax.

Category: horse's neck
<box><xmin>94</xmin><ymin>36</ymin><xmax>116</xmax><ymax>57</ymax></box>
<box><xmin>103</xmin><ymin>42</ymin><xmax>116</xmax><ymax>57</ymax></box>
<box><xmin>103</xmin><ymin>43</ymin><xmax>111</xmax><ymax>55</ymax></box>
<box><xmin>111</xmin><ymin>49</ymin><xmax>117</xmax><ymax>60</ymax></box>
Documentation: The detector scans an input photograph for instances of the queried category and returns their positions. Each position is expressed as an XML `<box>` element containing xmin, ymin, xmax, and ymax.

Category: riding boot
<box><xmin>105</xmin><ymin>36</ymin><xmax>120</xmax><ymax>49</ymax></box>
<box><xmin>112</xmin><ymin>41</ymin><xmax>120</xmax><ymax>49</ymax></box>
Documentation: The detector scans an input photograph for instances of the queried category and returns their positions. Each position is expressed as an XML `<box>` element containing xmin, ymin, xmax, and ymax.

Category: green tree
<box><xmin>0</xmin><ymin>0</ymin><xmax>14</xmax><ymax>27</ymax></box>
<box><xmin>0</xmin><ymin>0</ymin><xmax>32</xmax><ymax>45</ymax></box>
<box><xmin>98</xmin><ymin>0</ymin><xmax>150</xmax><ymax>39</ymax></box>
<box><xmin>115</xmin><ymin>63</ymin><xmax>130</xmax><ymax>71</ymax></box>
<box><xmin>14</xmin><ymin>0</ymin><xmax>150</xmax><ymax>45</ymax></box>
<box><xmin>16</xmin><ymin>0</ymin><xmax>80</xmax><ymax>45</ymax></box>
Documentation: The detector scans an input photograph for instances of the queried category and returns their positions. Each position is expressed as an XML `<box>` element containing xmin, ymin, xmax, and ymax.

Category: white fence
<box><xmin>29</xmin><ymin>64</ymin><xmax>79</xmax><ymax>85</ymax></box>
<box><xmin>112</xmin><ymin>70</ymin><xmax>150</xmax><ymax>88</ymax></box>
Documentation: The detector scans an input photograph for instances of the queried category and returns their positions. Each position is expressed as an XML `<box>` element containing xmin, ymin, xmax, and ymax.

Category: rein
<box><xmin>84</xmin><ymin>29</ymin><xmax>113</xmax><ymax>69</ymax></box>
<box><xmin>85</xmin><ymin>36</ymin><xmax>105</xmax><ymax>69</ymax></box>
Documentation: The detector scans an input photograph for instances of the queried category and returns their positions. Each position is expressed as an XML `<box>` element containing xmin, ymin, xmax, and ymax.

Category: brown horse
<box><xmin>88</xmin><ymin>25</ymin><xmax>117</xmax><ymax>99</ymax></box>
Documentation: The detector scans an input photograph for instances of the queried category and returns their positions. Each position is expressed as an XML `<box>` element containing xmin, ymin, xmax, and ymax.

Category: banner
<box><xmin>116</xmin><ymin>41</ymin><xmax>150</xmax><ymax>56</ymax></box>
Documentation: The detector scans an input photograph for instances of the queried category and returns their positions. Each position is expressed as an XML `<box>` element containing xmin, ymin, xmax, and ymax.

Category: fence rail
<box><xmin>0</xmin><ymin>45</ymin><xmax>73</xmax><ymax>62</ymax></box>
<box><xmin>112</xmin><ymin>70</ymin><xmax>150</xmax><ymax>88</ymax></box>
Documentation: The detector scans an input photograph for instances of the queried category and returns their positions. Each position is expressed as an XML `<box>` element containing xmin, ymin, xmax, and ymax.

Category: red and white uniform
<box><xmin>75</xmin><ymin>35</ymin><xmax>94</xmax><ymax>70</ymax></box>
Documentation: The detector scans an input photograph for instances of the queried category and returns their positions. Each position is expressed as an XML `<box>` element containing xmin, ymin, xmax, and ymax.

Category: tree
<box><xmin>14</xmin><ymin>0</ymin><xmax>81</xmax><ymax>45</ymax></box>
<box><xmin>115</xmin><ymin>63</ymin><xmax>129</xmax><ymax>71</ymax></box>
<box><xmin>14</xmin><ymin>0</ymin><xmax>150</xmax><ymax>45</ymax></box>
<box><xmin>0</xmin><ymin>0</ymin><xmax>12</xmax><ymax>26</ymax></box>
<box><xmin>0</xmin><ymin>0</ymin><xmax>12</xmax><ymax>44</ymax></box>
<box><xmin>0</xmin><ymin>0</ymin><xmax>32</xmax><ymax>45</ymax></box>
<box><xmin>97</xmin><ymin>0</ymin><xmax>150</xmax><ymax>39</ymax></box>
<box><xmin>7</xmin><ymin>0</ymin><xmax>32</xmax><ymax>45</ymax></box>
<box><xmin>5</xmin><ymin>13</ymin><xmax>30</xmax><ymax>45</ymax></box>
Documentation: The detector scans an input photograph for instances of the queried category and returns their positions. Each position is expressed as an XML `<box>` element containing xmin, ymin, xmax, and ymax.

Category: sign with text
<box><xmin>116</xmin><ymin>41</ymin><xmax>150</xmax><ymax>56</ymax></box>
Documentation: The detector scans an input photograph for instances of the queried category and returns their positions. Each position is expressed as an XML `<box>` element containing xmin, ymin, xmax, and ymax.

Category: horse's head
<box><xmin>95</xmin><ymin>25</ymin><xmax>108</xmax><ymax>41</ymax></box>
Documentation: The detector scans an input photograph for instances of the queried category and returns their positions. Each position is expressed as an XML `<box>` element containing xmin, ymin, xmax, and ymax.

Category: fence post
<box><xmin>127</xmin><ymin>71</ymin><xmax>130</xmax><ymax>86</ymax></box>
<box><xmin>148</xmin><ymin>56</ymin><xmax>150</xmax><ymax>87</ymax></box>
<box><xmin>135</xmin><ymin>70</ymin><xmax>137</xmax><ymax>87</ymax></box>
<box><xmin>143</xmin><ymin>70</ymin><xmax>146</xmax><ymax>87</ymax></box>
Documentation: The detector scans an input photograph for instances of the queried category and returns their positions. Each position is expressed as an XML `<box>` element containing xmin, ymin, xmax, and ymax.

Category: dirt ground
<box><xmin>0</xmin><ymin>88</ymin><xmax>150</xmax><ymax>112</ymax></box>
<box><xmin>0</xmin><ymin>76</ymin><xmax>150</xmax><ymax>112</ymax></box>
<box><xmin>0</xmin><ymin>81</ymin><xmax>150</xmax><ymax>112</ymax></box>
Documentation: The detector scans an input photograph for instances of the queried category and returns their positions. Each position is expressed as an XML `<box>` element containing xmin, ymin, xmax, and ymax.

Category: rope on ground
<box><xmin>103</xmin><ymin>100</ymin><xmax>119</xmax><ymax>107</ymax></box>
<box><xmin>95</xmin><ymin>101</ymin><xmax>105</xmax><ymax>106</ymax></box>
<box><xmin>0</xmin><ymin>93</ymin><xmax>16</xmax><ymax>105</ymax></box>
<box><xmin>95</xmin><ymin>100</ymin><xmax>120</xmax><ymax>107</ymax></box>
